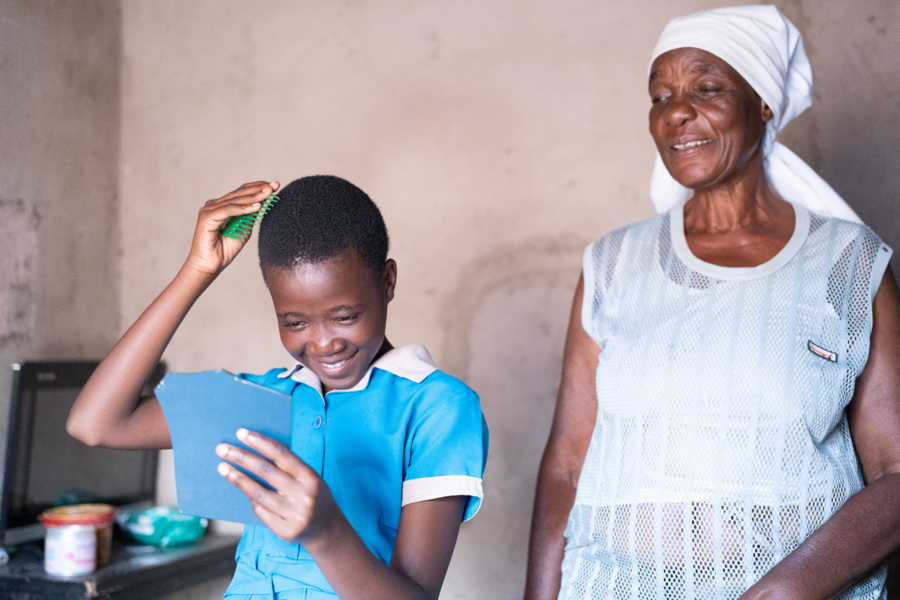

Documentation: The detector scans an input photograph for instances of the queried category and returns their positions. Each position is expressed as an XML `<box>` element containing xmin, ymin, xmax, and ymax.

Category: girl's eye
<box><xmin>284</xmin><ymin>321</ymin><xmax>305</xmax><ymax>329</ymax></box>
<box><xmin>336</xmin><ymin>315</ymin><xmax>358</xmax><ymax>324</ymax></box>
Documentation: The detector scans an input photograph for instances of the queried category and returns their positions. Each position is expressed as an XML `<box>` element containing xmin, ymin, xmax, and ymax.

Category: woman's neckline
<box><xmin>669</xmin><ymin>201</ymin><xmax>810</xmax><ymax>282</ymax></box>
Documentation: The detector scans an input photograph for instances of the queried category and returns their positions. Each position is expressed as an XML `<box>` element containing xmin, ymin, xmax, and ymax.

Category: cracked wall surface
<box><xmin>0</xmin><ymin>0</ymin><xmax>120</xmax><ymax>506</ymax></box>
<box><xmin>0</xmin><ymin>201</ymin><xmax>39</xmax><ymax>341</ymax></box>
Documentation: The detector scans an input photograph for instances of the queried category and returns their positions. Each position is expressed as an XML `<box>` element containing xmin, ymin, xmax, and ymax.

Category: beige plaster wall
<box><xmin>0</xmin><ymin>1</ymin><xmax>120</xmax><ymax>480</ymax></box>
<box><xmin>115</xmin><ymin>2</ymin><xmax>899</xmax><ymax>599</ymax></box>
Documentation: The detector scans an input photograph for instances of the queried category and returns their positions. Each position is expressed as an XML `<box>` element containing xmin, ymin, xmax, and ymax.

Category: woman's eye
<box><xmin>649</xmin><ymin>90</ymin><xmax>669</xmax><ymax>104</ymax></box>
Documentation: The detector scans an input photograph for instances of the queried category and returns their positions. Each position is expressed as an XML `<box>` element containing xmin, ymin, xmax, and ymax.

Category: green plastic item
<box><xmin>122</xmin><ymin>507</ymin><xmax>208</xmax><ymax>547</ymax></box>
<box><xmin>221</xmin><ymin>194</ymin><xmax>279</xmax><ymax>241</ymax></box>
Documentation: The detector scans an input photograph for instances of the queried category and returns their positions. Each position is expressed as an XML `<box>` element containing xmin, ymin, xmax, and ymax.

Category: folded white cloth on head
<box><xmin>648</xmin><ymin>5</ymin><xmax>861</xmax><ymax>223</ymax></box>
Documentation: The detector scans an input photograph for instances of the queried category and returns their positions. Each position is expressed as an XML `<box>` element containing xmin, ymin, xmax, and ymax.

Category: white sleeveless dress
<box><xmin>560</xmin><ymin>203</ymin><xmax>893</xmax><ymax>600</ymax></box>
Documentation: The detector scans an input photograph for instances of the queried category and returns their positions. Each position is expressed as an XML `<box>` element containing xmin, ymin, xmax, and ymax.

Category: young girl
<box><xmin>68</xmin><ymin>176</ymin><xmax>488</xmax><ymax>599</ymax></box>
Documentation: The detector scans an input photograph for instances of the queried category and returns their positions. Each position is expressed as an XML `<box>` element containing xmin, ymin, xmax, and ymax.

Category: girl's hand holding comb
<box><xmin>183</xmin><ymin>181</ymin><xmax>280</xmax><ymax>277</ymax></box>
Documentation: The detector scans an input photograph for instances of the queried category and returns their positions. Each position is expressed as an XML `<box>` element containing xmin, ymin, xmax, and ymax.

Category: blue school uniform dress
<box><xmin>224</xmin><ymin>344</ymin><xmax>488</xmax><ymax>599</ymax></box>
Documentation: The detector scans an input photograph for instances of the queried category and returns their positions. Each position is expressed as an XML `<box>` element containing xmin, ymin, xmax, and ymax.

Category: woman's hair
<box><xmin>257</xmin><ymin>175</ymin><xmax>389</xmax><ymax>278</ymax></box>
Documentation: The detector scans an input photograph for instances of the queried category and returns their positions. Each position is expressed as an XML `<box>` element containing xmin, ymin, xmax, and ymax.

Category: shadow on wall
<box><xmin>437</xmin><ymin>236</ymin><xmax>587</xmax><ymax>599</ymax></box>
<box><xmin>776</xmin><ymin>1</ymin><xmax>900</xmax><ymax>274</ymax></box>
<box><xmin>825</xmin><ymin>125</ymin><xmax>900</xmax><ymax>275</ymax></box>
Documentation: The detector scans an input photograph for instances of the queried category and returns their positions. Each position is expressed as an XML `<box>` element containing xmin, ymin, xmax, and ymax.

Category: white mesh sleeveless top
<box><xmin>561</xmin><ymin>203</ymin><xmax>894</xmax><ymax>600</ymax></box>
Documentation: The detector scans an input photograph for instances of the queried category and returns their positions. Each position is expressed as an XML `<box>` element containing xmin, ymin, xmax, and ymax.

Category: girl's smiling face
<box><xmin>265</xmin><ymin>249</ymin><xmax>396</xmax><ymax>393</ymax></box>
<box><xmin>648</xmin><ymin>47</ymin><xmax>772</xmax><ymax>191</ymax></box>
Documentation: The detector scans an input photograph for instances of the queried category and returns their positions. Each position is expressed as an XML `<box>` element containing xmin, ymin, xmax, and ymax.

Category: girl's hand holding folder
<box><xmin>216</xmin><ymin>427</ymin><xmax>337</xmax><ymax>543</ymax></box>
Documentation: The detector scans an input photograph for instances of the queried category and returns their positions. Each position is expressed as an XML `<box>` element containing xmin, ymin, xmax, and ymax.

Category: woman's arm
<box><xmin>741</xmin><ymin>266</ymin><xmax>900</xmax><ymax>600</ymax></box>
<box><xmin>524</xmin><ymin>275</ymin><xmax>600</xmax><ymax>599</ymax></box>
<box><xmin>215</xmin><ymin>429</ymin><xmax>465</xmax><ymax>600</ymax></box>
<box><xmin>66</xmin><ymin>181</ymin><xmax>279</xmax><ymax>450</ymax></box>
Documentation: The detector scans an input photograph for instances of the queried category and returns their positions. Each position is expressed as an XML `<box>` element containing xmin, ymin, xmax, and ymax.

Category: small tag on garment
<box><xmin>808</xmin><ymin>340</ymin><xmax>838</xmax><ymax>363</ymax></box>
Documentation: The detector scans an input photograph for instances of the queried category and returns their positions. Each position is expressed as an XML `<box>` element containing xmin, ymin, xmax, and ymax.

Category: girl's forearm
<box><xmin>303</xmin><ymin>512</ymin><xmax>431</xmax><ymax>600</ymax></box>
<box><xmin>741</xmin><ymin>472</ymin><xmax>900</xmax><ymax>600</ymax></box>
<box><xmin>67</xmin><ymin>264</ymin><xmax>216</xmax><ymax>449</ymax></box>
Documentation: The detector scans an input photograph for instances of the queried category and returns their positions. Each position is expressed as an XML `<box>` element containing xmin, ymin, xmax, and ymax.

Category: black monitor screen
<box><xmin>2</xmin><ymin>362</ymin><xmax>159</xmax><ymax>538</ymax></box>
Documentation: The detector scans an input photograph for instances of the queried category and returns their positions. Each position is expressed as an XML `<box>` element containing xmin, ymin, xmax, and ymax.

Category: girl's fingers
<box><xmin>235</xmin><ymin>429</ymin><xmax>317</xmax><ymax>482</ymax></box>
<box><xmin>215</xmin><ymin>443</ymin><xmax>298</xmax><ymax>492</ymax></box>
<box><xmin>206</xmin><ymin>201</ymin><xmax>262</xmax><ymax>226</ymax></box>
<box><xmin>251</xmin><ymin>502</ymin><xmax>295</xmax><ymax>540</ymax></box>
<box><xmin>216</xmin><ymin>181</ymin><xmax>273</xmax><ymax>201</ymax></box>
<box><xmin>204</xmin><ymin>191</ymin><xmax>267</xmax><ymax>216</ymax></box>
<box><xmin>201</xmin><ymin>189</ymin><xmax>273</xmax><ymax>226</ymax></box>
<box><xmin>217</xmin><ymin>461</ymin><xmax>292</xmax><ymax>514</ymax></box>
<box><xmin>209</xmin><ymin>181</ymin><xmax>280</xmax><ymax>206</ymax></box>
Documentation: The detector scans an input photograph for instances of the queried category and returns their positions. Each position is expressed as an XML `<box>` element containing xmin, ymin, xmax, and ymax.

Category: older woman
<box><xmin>525</xmin><ymin>6</ymin><xmax>900</xmax><ymax>600</ymax></box>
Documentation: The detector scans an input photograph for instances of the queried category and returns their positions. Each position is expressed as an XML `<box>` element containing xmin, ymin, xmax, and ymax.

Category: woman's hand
<box><xmin>737</xmin><ymin>267</ymin><xmax>900</xmax><ymax>600</ymax></box>
<box><xmin>183</xmin><ymin>181</ymin><xmax>280</xmax><ymax>277</ymax></box>
<box><xmin>216</xmin><ymin>428</ymin><xmax>337</xmax><ymax>543</ymax></box>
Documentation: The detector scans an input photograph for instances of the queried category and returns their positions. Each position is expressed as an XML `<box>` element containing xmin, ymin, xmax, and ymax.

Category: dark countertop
<box><xmin>0</xmin><ymin>533</ymin><xmax>240</xmax><ymax>599</ymax></box>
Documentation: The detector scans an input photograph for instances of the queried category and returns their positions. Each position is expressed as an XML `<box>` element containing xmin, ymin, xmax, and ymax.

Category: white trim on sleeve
<box><xmin>402</xmin><ymin>475</ymin><xmax>483</xmax><ymax>507</ymax></box>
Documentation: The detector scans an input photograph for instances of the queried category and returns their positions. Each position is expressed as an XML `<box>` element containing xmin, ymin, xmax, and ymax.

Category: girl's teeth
<box><xmin>323</xmin><ymin>359</ymin><xmax>346</xmax><ymax>368</ymax></box>
<box><xmin>674</xmin><ymin>140</ymin><xmax>711</xmax><ymax>150</ymax></box>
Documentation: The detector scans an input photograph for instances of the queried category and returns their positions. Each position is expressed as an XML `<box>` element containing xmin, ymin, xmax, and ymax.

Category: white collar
<box><xmin>275</xmin><ymin>344</ymin><xmax>437</xmax><ymax>397</ymax></box>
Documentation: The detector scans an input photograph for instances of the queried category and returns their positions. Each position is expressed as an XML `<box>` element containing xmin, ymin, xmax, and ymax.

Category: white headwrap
<box><xmin>648</xmin><ymin>6</ymin><xmax>861</xmax><ymax>223</ymax></box>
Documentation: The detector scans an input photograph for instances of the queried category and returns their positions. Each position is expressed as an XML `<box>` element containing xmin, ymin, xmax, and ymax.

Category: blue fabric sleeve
<box><xmin>403</xmin><ymin>372</ymin><xmax>488</xmax><ymax>521</ymax></box>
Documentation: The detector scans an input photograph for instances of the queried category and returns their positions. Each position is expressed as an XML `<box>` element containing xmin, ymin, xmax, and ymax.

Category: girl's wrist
<box><xmin>176</xmin><ymin>260</ymin><xmax>219</xmax><ymax>288</ymax></box>
<box><xmin>302</xmin><ymin>497</ymin><xmax>350</xmax><ymax>553</ymax></box>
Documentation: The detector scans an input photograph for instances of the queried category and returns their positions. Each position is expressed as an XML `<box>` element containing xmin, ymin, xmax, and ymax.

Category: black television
<box><xmin>0</xmin><ymin>362</ymin><xmax>161</xmax><ymax>559</ymax></box>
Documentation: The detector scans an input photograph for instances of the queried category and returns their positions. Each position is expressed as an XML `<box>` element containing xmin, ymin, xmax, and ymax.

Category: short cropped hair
<box><xmin>257</xmin><ymin>175</ymin><xmax>389</xmax><ymax>278</ymax></box>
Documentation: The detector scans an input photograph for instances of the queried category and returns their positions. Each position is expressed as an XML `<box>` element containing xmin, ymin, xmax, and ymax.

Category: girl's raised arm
<box><xmin>66</xmin><ymin>181</ymin><xmax>279</xmax><ymax>450</ymax></box>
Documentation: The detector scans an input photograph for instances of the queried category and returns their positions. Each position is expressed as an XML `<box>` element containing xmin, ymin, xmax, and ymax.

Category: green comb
<box><xmin>221</xmin><ymin>194</ymin><xmax>279</xmax><ymax>241</ymax></box>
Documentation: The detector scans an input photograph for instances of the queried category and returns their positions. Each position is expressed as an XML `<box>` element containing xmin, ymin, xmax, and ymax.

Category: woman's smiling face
<box><xmin>648</xmin><ymin>47</ymin><xmax>772</xmax><ymax>191</ymax></box>
<box><xmin>265</xmin><ymin>249</ymin><xmax>395</xmax><ymax>394</ymax></box>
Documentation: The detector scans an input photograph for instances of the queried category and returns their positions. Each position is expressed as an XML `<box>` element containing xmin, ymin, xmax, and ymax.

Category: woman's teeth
<box><xmin>673</xmin><ymin>139</ymin><xmax>712</xmax><ymax>150</ymax></box>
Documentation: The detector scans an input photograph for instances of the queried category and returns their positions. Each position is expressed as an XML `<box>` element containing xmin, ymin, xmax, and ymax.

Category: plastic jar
<box><xmin>44</xmin><ymin>524</ymin><xmax>96</xmax><ymax>576</ymax></box>
<box><xmin>40</xmin><ymin>504</ymin><xmax>116</xmax><ymax>574</ymax></box>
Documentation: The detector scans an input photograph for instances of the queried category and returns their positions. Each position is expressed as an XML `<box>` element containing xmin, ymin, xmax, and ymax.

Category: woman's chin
<box><xmin>671</xmin><ymin>172</ymin><xmax>717</xmax><ymax>191</ymax></box>
<box><xmin>661</xmin><ymin>157</ymin><xmax>719</xmax><ymax>189</ymax></box>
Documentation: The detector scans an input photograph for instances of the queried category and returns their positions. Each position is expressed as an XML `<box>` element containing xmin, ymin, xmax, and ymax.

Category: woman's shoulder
<box><xmin>581</xmin><ymin>212</ymin><xmax>670</xmax><ymax>303</ymax></box>
<box><xmin>585</xmin><ymin>211</ymin><xmax>668</xmax><ymax>252</ymax></box>
<box><xmin>582</xmin><ymin>211</ymin><xmax>669</xmax><ymax>277</ymax></box>
<box><xmin>807</xmin><ymin>210</ymin><xmax>892</xmax><ymax>260</ymax></box>
<box><xmin>805</xmin><ymin>210</ymin><xmax>893</xmax><ymax>302</ymax></box>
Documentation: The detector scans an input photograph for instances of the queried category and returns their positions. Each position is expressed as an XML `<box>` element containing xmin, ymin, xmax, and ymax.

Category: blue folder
<box><xmin>155</xmin><ymin>370</ymin><xmax>293</xmax><ymax>527</ymax></box>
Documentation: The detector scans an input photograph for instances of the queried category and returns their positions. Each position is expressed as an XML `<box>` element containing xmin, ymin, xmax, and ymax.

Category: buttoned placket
<box><xmin>289</xmin><ymin>383</ymin><xmax>327</xmax><ymax>476</ymax></box>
